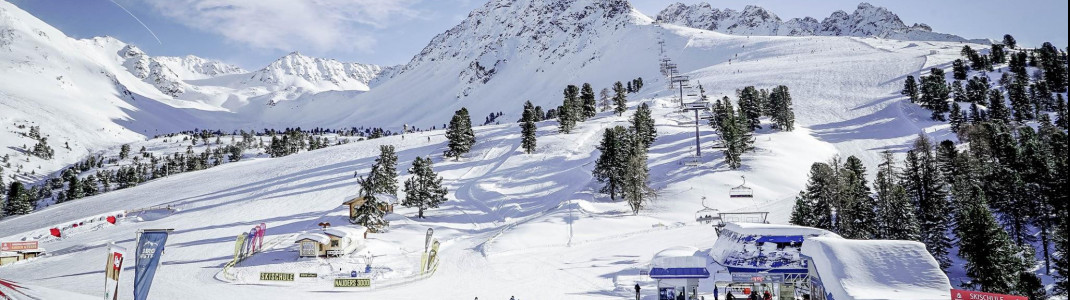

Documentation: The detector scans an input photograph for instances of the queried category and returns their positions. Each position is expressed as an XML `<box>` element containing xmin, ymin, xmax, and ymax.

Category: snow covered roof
<box><xmin>651</xmin><ymin>246</ymin><xmax>706</xmax><ymax>269</ymax></box>
<box><xmin>800</xmin><ymin>237</ymin><xmax>952</xmax><ymax>300</ymax></box>
<box><xmin>323</xmin><ymin>226</ymin><xmax>366</xmax><ymax>238</ymax></box>
<box><xmin>722</xmin><ymin>222</ymin><xmax>838</xmax><ymax>237</ymax></box>
<box><xmin>294</xmin><ymin>232</ymin><xmax>330</xmax><ymax>245</ymax></box>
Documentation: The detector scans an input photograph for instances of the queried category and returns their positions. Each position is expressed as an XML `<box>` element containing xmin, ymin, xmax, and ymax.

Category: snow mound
<box><xmin>800</xmin><ymin>237</ymin><xmax>952</xmax><ymax>300</ymax></box>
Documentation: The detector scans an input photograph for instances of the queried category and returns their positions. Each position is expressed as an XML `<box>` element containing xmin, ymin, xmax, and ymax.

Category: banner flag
<box><xmin>104</xmin><ymin>243</ymin><xmax>127</xmax><ymax>300</ymax></box>
<box><xmin>233</xmin><ymin>234</ymin><xmax>247</xmax><ymax>262</ymax></box>
<box><xmin>133</xmin><ymin>229</ymin><xmax>171</xmax><ymax>300</ymax></box>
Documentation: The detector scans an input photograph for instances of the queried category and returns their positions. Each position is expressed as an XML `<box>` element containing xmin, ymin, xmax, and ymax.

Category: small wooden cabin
<box><xmin>294</xmin><ymin>226</ymin><xmax>367</xmax><ymax>258</ymax></box>
<box><xmin>342</xmin><ymin>196</ymin><xmax>394</xmax><ymax>232</ymax></box>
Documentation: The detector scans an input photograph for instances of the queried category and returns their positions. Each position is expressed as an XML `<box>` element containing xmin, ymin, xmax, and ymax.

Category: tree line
<box><xmin>791</xmin><ymin>120</ymin><xmax>1067</xmax><ymax>297</ymax></box>
<box><xmin>709</xmin><ymin>85</ymin><xmax>796</xmax><ymax>169</ymax></box>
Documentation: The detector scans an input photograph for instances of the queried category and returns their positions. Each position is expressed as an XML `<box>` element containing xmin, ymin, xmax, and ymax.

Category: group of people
<box><xmin>724</xmin><ymin>289</ymin><xmax>773</xmax><ymax>300</ymax></box>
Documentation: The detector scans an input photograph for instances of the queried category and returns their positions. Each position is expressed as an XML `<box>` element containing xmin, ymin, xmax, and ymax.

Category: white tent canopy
<box><xmin>800</xmin><ymin>237</ymin><xmax>952</xmax><ymax>300</ymax></box>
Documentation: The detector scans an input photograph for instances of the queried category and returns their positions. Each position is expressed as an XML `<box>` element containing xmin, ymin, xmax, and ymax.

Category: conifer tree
<box><xmin>564</xmin><ymin>85</ymin><xmax>581</xmax><ymax>121</ymax></box>
<box><xmin>769</xmin><ymin>85</ymin><xmax>795</xmax><ymax>131</ymax></box>
<box><xmin>1003</xmin><ymin>34</ymin><xmax>1017</xmax><ymax>49</ymax></box>
<box><xmin>445</xmin><ymin>107</ymin><xmax>475</xmax><ymax>159</ymax></box>
<box><xmin>955</xmin><ymin>184</ymin><xmax>1025</xmax><ymax>293</ymax></box>
<box><xmin>354</xmin><ymin>174</ymin><xmax>390</xmax><ymax>231</ymax></box>
<box><xmin>558</xmin><ymin>101</ymin><xmax>575</xmax><ymax>134</ymax></box>
<box><xmin>873</xmin><ymin>151</ymin><xmax>919</xmax><ymax>240</ymax></box>
<box><xmin>621</xmin><ymin>135</ymin><xmax>654</xmax><ymax>215</ymax></box>
<box><xmin>991</xmin><ymin>44</ymin><xmax>1007</xmax><ymax>64</ymax></box>
<box><xmin>593</xmin><ymin>126</ymin><xmax>630</xmax><ymax>201</ymax></box>
<box><xmin>402</xmin><ymin>156</ymin><xmax>448</xmax><ymax>219</ymax></box>
<box><xmin>988</xmin><ymin>89</ymin><xmax>1012</xmax><ymax>124</ymax></box>
<box><xmin>4</xmin><ymin>181</ymin><xmax>32</xmax><ymax>216</ymax></box>
<box><xmin>613</xmin><ymin>81</ymin><xmax>628</xmax><ymax>116</ymax></box>
<box><xmin>949</xmin><ymin>102</ymin><xmax>965</xmax><ymax>133</ymax></box>
<box><xmin>737</xmin><ymin>86</ymin><xmax>762</xmax><ymax>130</ymax></box>
<box><xmin>966</xmin><ymin>76</ymin><xmax>990</xmax><ymax>104</ymax></box>
<box><xmin>902</xmin><ymin>76</ymin><xmax>920</xmax><ymax>103</ymax></box>
<box><xmin>837</xmin><ymin>156</ymin><xmax>876</xmax><ymax>239</ymax></box>
<box><xmin>599</xmin><ymin>88</ymin><xmax>612</xmax><ymax>112</ymax></box>
<box><xmin>790</xmin><ymin>163</ymin><xmax>836</xmax><ymax>229</ymax></box>
<box><xmin>369</xmin><ymin>145</ymin><xmax>399</xmax><ymax>196</ymax></box>
<box><xmin>580</xmin><ymin>83</ymin><xmax>597</xmax><ymax>120</ymax></box>
<box><xmin>1055</xmin><ymin>215</ymin><xmax>1069</xmax><ymax>297</ymax></box>
<box><xmin>921</xmin><ymin>68</ymin><xmax>951</xmax><ymax>121</ymax></box>
<box><xmin>1008</xmin><ymin>78</ymin><xmax>1034</xmax><ymax>121</ymax></box>
<box><xmin>952</xmin><ymin>59</ymin><xmax>969</xmax><ymax>80</ymax></box>
<box><xmin>720</xmin><ymin>103</ymin><xmax>750</xmax><ymax>170</ymax></box>
<box><xmin>630</xmin><ymin>103</ymin><xmax>656</xmax><ymax>149</ymax></box>
<box><xmin>903</xmin><ymin>134</ymin><xmax>952</xmax><ymax>270</ymax></box>
<box><xmin>1057</xmin><ymin>95</ymin><xmax>1068</xmax><ymax>130</ymax></box>
<box><xmin>521</xmin><ymin>101</ymin><xmax>537</xmax><ymax>154</ymax></box>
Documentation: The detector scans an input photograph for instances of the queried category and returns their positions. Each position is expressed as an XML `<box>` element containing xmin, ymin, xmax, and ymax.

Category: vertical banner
<box><xmin>104</xmin><ymin>243</ymin><xmax>126</xmax><ymax>300</ymax></box>
<box><xmin>426</xmin><ymin>239</ymin><xmax>441</xmax><ymax>272</ymax></box>
<box><xmin>133</xmin><ymin>229</ymin><xmax>171</xmax><ymax>300</ymax></box>
<box><xmin>234</xmin><ymin>234</ymin><xmax>247</xmax><ymax>262</ymax></box>
<box><xmin>258</xmin><ymin>223</ymin><xmax>266</xmax><ymax>251</ymax></box>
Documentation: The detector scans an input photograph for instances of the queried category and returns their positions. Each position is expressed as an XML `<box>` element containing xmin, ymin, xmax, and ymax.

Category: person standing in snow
<box><xmin>749</xmin><ymin>290</ymin><xmax>760</xmax><ymax>300</ymax></box>
<box><xmin>763</xmin><ymin>290</ymin><xmax>771</xmax><ymax>300</ymax></box>
<box><xmin>634</xmin><ymin>283</ymin><xmax>641</xmax><ymax>300</ymax></box>
<box><xmin>725</xmin><ymin>290</ymin><xmax>735</xmax><ymax>300</ymax></box>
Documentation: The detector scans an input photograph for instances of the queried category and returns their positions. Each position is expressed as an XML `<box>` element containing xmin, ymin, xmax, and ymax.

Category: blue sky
<box><xmin>9</xmin><ymin>0</ymin><xmax>1067</xmax><ymax>70</ymax></box>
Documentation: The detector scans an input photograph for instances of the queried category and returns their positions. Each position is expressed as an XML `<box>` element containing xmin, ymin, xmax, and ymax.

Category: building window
<box><xmin>331</xmin><ymin>240</ymin><xmax>339</xmax><ymax>247</ymax></box>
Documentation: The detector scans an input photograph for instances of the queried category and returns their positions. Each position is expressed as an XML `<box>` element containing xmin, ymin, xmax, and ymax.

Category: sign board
<box><xmin>326</xmin><ymin>250</ymin><xmax>344</xmax><ymax>256</ymax></box>
<box><xmin>334</xmin><ymin>278</ymin><xmax>371</xmax><ymax>288</ymax></box>
<box><xmin>298</xmin><ymin>273</ymin><xmax>318</xmax><ymax>278</ymax></box>
<box><xmin>730</xmin><ymin>273</ymin><xmax>785</xmax><ymax>283</ymax></box>
<box><xmin>951</xmin><ymin>289</ymin><xmax>1027</xmax><ymax>300</ymax></box>
<box><xmin>259</xmin><ymin>272</ymin><xmax>295</xmax><ymax>281</ymax></box>
<box><xmin>1</xmin><ymin>241</ymin><xmax>38</xmax><ymax>251</ymax></box>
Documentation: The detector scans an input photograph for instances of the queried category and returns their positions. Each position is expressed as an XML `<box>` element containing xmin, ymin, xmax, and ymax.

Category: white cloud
<box><xmin>141</xmin><ymin>0</ymin><xmax>423</xmax><ymax>54</ymax></box>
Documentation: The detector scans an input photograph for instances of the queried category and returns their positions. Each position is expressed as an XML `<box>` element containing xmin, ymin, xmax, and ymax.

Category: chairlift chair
<box><xmin>695</xmin><ymin>197</ymin><xmax>719</xmax><ymax>224</ymax></box>
<box><xmin>729</xmin><ymin>176</ymin><xmax>754</xmax><ymax>198</ymax></box>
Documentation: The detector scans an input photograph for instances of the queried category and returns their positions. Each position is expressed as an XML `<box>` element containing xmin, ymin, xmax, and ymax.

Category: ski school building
<box><xmin>651</xmin><ymin>222</ymin><xmax>952</xmax><ymax>300</ymax></box>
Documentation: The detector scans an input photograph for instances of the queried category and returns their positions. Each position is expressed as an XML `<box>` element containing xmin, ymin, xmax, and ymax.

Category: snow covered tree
<box><xmin>873</xmin><ymin>151</ymin><xmax>919</xmax><ymax>241</ymax></box>
<box><xmin>952</xmin><ymin>59</ymin><xmax>969</xmax><ymax>80</ymax></box>
<box><xmin>837</xmin><ymin>156</ymin><xmax>876</xmax><ymax>239</ymax></box>
<box><xmin>790</xmin><ymin>162</ymin><xmax>836</xmax><ymax>229</ymax></box>
<box><xmin>581</xmin><ymin>83</ymin><xmax>597</xmax><ymax>120</ymax></box>
<box><xmin>1055</xmin><ymin>214</ymin><xmax>1069</xmax><ymax>297</ymax></box>
<box><xmin>599</xmin><ymin>87</ymin><xmax>612</xmax><ymax>112</ymax></box>
<box><xmin>737</xmin><ymin>86</ymin><xmax>762</xmax><ymax>130</ymax></box>
<box><xmin>82</xmin><ymin>175</ymin><xmax>99</xmax><ymax>197</ymax></box>
<box><xmin>902</xmin><ymin>76</ymin><xmax>920</xmax><ymax>103</ymax></box>
<box><xmin>630</xmin><ymin>103</ymin><xmax>656</xmax><ymax>149</ymax></box>
<box><xmin>557</xmin><ymin>101</ymin><xmax>576</xmax><ymax>134</ymax></box>
<box><xmin>445</xmin><ymin>107</ymin><xmax>475</xmax><ymax>159</ymax></box>
<box><xmin>991</xmin><ymin>44</ymin><xmax>1007</xmax><ymax>64</ymax></box>
<box><xmin>593</xmin><ymin>126</ymin><xmax>630</xmax><ymax>201</ymax></box>
<box><xmin>521</xmin><ymin>101</ymin><xmax>537</xmax><ymax>154</ymax></box>
<box><xmin>4</xmin><ymin>181</ymin><xmax>32</xmax><ymax>216</ymax></box>
<box><xmin>769</xmin><ymin>85</ymin><xmax>795</xmax><ymax>131</ymax></box>
<box><xmin>1003</xmin><ymin>34</ymin><xmax>1017</xmax><ymax>49</ymax></box>
<box><xmin>903</xmin><ymin>134</ymin><xmax>952</xmax><ymax>270</ymax></box>
<box><xmin>402</xmin><ymin>156</ymin><xmax>448</xmax><ymax>219</ymax></box>
<box><xmin>120</xmin><ymin>144</ymin><xmax>131</xmax><ymax>160</ymax></box>
<box><xmin>613</xmin><ymin>81</ymin><xmax>628</xmax><ymax>116</ymax></box>
<box><xmin>966</xmin><ymin>76</ymin><xmax>990</xmax><ymax>104</ymax></box>
<box><xmin>66</xmin><ymin>175</ymin><xmax>83</xmax><ymax>201</ymax></box>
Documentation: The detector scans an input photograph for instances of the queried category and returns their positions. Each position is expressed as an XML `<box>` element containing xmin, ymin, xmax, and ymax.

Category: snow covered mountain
<box><xmin>243</xmin><ymin>51</ymin><xmax>392</xmax><ymax>92</ymax></box>
<box><xmin>656</xmin><ymin>2</ymin><xmax>989</xmax><ymax>43</ymax></box>
<box><xmin>154</xmin><ymin>55</ymin><xmax>246</xmax><ymax>80</ymax></box>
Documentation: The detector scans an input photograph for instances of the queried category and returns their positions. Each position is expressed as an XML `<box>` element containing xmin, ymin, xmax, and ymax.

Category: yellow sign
<box><xmin>334</xmin><ymin>278</ymin><xmax>371</xmax><ymax>287</ymax></box>
<box><xmin>259</xmin><ymin>272</ymin><xmax>295</xmax><ymax>281</ymax></box>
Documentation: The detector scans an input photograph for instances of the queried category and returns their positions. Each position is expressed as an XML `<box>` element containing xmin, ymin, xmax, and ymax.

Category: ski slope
<box><xmin>1</xmin><ymin>0</ymin><xmax>993</xmax><ymax>298</ymax></box>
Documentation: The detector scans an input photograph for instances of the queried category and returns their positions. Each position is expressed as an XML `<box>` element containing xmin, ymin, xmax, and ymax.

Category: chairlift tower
<box><xmin>682</xmin><ymin>99</ymin><xmax>708</xmax><ymax>158</ymax></box>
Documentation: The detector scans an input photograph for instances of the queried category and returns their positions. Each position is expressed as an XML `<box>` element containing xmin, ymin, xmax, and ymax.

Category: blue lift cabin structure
<box><xmin>648</xmin><ymin>246</ymin><xmax>710</xmax><ymax>300</ymax></box>
<box><xmin>708</xmin><ymin>223</ymin><xmax>839</xmax><ymax>300</ymax></box>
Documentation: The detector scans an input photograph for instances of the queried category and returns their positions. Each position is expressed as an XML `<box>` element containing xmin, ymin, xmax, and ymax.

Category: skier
<box><xmin>725</xmin><ymin>290</ymin><xmax>735</xmax><ymax>300</ymax></box>
<box><xmin>509</xmin><ymin>296</ymin><xmax>515</xmax><ymax>300</ymax></box>
<box><xmin>634</xmin><ymin>283</ymin><xmax>641</xmax><ymax>300</ymax></box>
